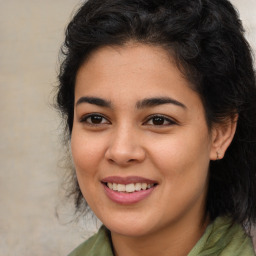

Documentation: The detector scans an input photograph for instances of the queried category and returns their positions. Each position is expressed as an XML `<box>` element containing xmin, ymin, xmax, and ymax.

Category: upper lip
<box><xmin>101</xmin><ymin>176</ymin><xmax>158</xmax><ymax>185</ymax></box>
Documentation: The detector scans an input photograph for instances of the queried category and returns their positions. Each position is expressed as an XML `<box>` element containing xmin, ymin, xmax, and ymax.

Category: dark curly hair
<box><xmin>56</xmin><ymin>0</ymin><xmax>256</xmax><ymax>230</ymax></box>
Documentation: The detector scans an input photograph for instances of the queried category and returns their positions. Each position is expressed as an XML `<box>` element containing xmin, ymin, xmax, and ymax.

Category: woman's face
<box><xmin>71</xmin><ymin>44</ymin><xmax>216</xmax><ymax>238</ymax></box>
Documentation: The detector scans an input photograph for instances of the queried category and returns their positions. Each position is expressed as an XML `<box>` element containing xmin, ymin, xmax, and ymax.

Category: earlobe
<box><xmin>210</xmin><ymin>115</ymin><xmax>238</xmax><ymax>160</ymax></box>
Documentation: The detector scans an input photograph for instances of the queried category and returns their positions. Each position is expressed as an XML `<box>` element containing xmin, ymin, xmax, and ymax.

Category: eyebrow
<box><xmin>136</xmin><ymin>97</ymin><xmax>186</xmax><ymax>109</ymax></box>
<box><xmin>76</xmin><ymin>96</ymin><xmax>111</xmax><ymax>108</ymax></box>
<box><xmin>76</xmin><ymin>96</ymin><xmax>186</xmax><ymax>109</ymax></box>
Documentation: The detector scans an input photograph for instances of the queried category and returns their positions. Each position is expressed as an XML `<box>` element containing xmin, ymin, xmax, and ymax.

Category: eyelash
<box><xmin>143</xmin><ymin>114</ymin><xmax>177</xmax><ymax>126</ymax></box>
<box><xmin>80</xmin><ymin>114</ymin><xmax>177</xmax><ymax>127</ymax></box>
<box><xmin>80</xmin><ymin>113</ymin><xmax>110</xmax><ymax>126</ymax></box>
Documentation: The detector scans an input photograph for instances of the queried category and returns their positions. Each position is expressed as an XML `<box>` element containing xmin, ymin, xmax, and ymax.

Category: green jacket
<box><xmin>68</xmin><ymin>217</ymin><xmax>255</xmax><ymax>256</ymax></box>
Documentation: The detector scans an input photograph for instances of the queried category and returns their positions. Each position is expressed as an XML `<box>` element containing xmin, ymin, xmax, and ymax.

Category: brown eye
<box><xmin>80</xmin><ymin>114</ymin><xmax>110</xmax><ymax>125</ymax></box>
<box><xmin>90</xmin><ymin>115</ymin><xmax>103</xmax><ymax>124</ymax></box>
<box><xmin>152</xmin><ymin>116</ymin><xmax>165</xmax><ymax>125</ymax></box>
<box><xmin>144</xmin><ymin>115</ymin><xmax>176</xmax><ymax>126</ymax></box>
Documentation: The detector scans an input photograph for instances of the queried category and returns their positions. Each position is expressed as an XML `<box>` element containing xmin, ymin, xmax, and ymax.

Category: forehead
<box><xmin>75</xmin><ymin>44</ymin><xmax>201</xmax><ymax>109</ymax></box>
<box><xmin>77</xmin><ymin>44</ymin><xmax>175</xmax><ymax>80</ymax></box>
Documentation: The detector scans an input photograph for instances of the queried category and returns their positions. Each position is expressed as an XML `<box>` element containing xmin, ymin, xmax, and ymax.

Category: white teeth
<box><xmin>107</xmin><ymin>182</ymin><xmax>155</xmax><ymax>192</ymax></box>
<box><xmin>141</xmin><ymin>183</ymin><xmax>147</xmax><ymax>190</ymax></box>
<box><xmin>135</xmin><ymin>183</ymin><xmax>142</xmax><ymax>191</ymax></box>
<box><xmin>117</xmin><ymin>184</ymin><xmax>126</xmax><ymax>192</ymax></box>
<box><xmin>107</xmin><ymin>182</ymin><xmax>113</xmax><ymax>189</ymax></box>
<box><xmin>125</xmin><ymin>183</ymin><xmax>135</xmax><ymax>193</ymax></box>
<box><xmin>113</xmin><ymin>183</ymin><xmax>118</xmax><ymax>191</ymax></box>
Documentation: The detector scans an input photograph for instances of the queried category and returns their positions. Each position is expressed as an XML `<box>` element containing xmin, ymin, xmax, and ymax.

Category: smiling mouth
<box><xmin>104</xmin><ymin>182</ymin><xmax>157</xmax><ymax>193</ymax></box>
<box><xmin>102</xmin><ymin>176</ymin><xmax>158</xmax><ymax>204</ymax></box>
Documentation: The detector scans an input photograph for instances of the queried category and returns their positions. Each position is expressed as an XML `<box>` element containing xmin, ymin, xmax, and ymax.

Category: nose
<box><xmin>105</xmin><ymin>126</ymin><xmax>146</xmax><ymax>166</ymax></box>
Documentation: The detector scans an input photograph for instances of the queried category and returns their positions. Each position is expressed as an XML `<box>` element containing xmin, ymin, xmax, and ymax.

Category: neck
<box><xmin>111</xmin><ymin>214</ymin><xmax>209</xmax><ymax>256</ymax></box>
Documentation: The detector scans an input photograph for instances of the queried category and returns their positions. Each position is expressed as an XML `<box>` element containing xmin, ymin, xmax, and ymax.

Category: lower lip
<box><xmin>103</xmin><ymin>184</ymin><xmax>156</xmax><ymax>205</ymax></box>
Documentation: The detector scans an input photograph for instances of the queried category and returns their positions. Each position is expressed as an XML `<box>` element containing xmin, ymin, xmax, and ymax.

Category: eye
<box><xmin>80</xmin><ymin>114</ymin><xmax>110</xmax><ymax>126</ymax></box>
<box><xmin>144</xmin><ymin>115</ymin><xmax>176</xmax><ymax>126</ymax></box>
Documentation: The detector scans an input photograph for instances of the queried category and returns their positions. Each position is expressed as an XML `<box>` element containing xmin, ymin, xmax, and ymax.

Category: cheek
<box><xmin>148</xmin><ymin>127</ymin><xmax>211</xmax><ymax>178</ymax></box>
<box><xmin>70</xmin><ymin>131</ymin><xmax>106</xmax><ymax>206</ymax></box>
<box><xmin>71</xmin><ymin>130</ymin><xmax>105</xmax><ymax>177</ymax></box>
<box><xmin>149</xmin><ymin>130</ymin><xmax>211</xmax><ymax>215</ymax></box>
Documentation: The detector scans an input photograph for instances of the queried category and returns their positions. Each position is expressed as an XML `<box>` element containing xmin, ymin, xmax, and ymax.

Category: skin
<box><xmin>71</xmin><ymin>43</ymin><xmax>236</xmax><ymax>256</ymax></box>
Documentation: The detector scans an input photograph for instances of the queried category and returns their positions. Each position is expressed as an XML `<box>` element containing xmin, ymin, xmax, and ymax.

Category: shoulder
<box><xmin>189</xmin><ymin>217</ymin><xmax>255</xmax><ymax>256</ymax></box>
<box><xmin>68</xmin><ymin>226</ymin><xmax>114</xmax><ymax>256</ymax></box>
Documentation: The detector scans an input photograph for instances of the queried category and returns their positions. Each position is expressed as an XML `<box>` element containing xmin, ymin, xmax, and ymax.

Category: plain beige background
<box><xmin>0</xmin><ymin>0</ymin><xmax>255</xmax><ymax>255</ymax></box>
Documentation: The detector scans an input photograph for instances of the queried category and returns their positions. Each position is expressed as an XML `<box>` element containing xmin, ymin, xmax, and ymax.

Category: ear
<box><xmin>210</xmin><ymin>115</ymin><xmax>238</xmax><ymax>160</ymax></box>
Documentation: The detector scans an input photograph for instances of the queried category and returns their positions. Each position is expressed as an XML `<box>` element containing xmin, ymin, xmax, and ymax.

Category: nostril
<box><xmin>127</xmin><ymin>158</ymin><xmax>136</xmax><ymax>162</ymax></box>
<box><xmin>108</xmin><ymin>159</ymin><xmax>115</xmax><ymax>163</ymax></box>
<box><xmin>105</xmin><ymin>143</ymin><xmax>146</xmax><ymax>165</ymax></box>
<box><xmin>108</xmin><ymin>158</ymin><xmax>137</xmax><ymax>165</ymax></box>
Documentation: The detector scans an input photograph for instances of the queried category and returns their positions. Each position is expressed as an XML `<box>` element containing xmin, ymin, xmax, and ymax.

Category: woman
<box><xmin>56</xmin><ymin>0</ymin><xmax>256</xmax><ymax>255</ymax></box>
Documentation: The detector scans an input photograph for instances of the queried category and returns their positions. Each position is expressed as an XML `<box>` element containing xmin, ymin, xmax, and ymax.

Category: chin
<box><xmin>100</xmin><ymin>213</ymin><xmax>158</xmax><ymax>237</ymax></box>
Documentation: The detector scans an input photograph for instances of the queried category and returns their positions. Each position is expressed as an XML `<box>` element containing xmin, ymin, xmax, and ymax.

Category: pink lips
<box><xmin>101</xmin><ymin>176</ymin><xmax>157</xmax><ymax>205</ymax></box>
